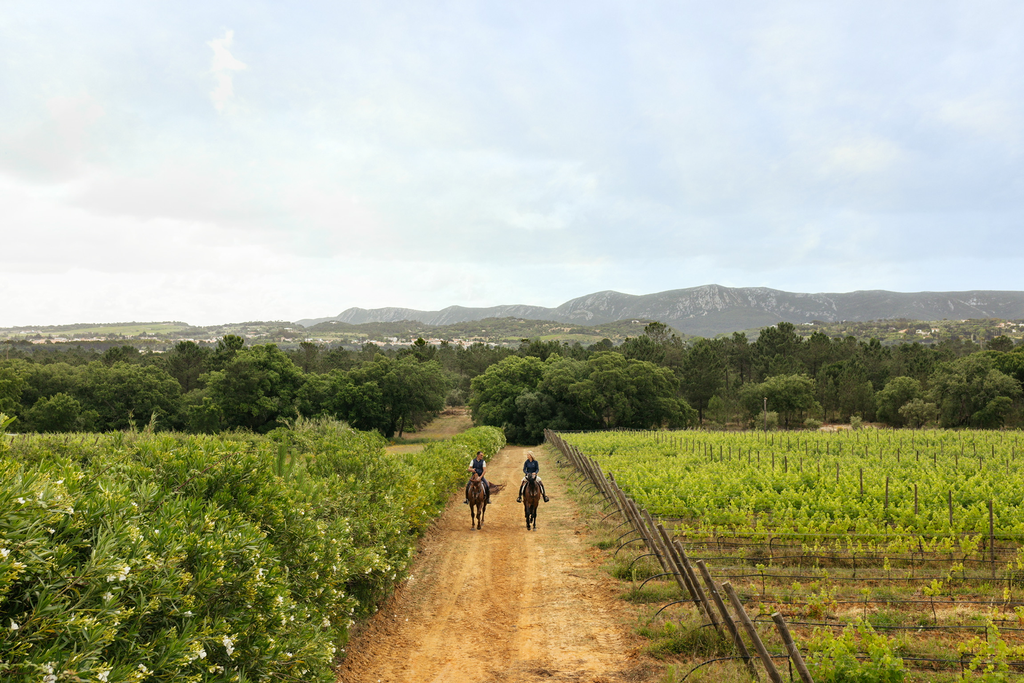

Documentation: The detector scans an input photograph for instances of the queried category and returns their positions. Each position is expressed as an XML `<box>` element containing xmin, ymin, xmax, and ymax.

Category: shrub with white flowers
<box><xmin>0</xmin><ymin>417</ymin><xmax>504</xmax><ymax>683</ymax></box>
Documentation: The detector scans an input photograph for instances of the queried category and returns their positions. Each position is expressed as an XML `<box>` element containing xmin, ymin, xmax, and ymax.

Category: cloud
<box><xmin>207</xmin><ymin>30</ymin><xmax>247</xmax><ymax>113</ymax></box>
<box><xmin>0</xmin><ymin>95</ymin><xmax>104</xmax><ymax>182</ymax></box>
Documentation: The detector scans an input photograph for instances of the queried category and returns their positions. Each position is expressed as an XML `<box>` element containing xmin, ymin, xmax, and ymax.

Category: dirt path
<box><xmin>336</xmin><ymin>445</ymin><xmax>658</xmax><ymax>683</ymax></box>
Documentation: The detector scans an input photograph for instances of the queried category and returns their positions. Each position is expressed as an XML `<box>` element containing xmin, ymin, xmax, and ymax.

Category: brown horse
<box><xmin>467</xmin><ymin>472</ymin><xmax>487</xmax><ymax>530</ymax></box>
<box><xmin>522</xmin><ymin>472</ymin><xmax>541</xmax><ymax>530</ymax></box>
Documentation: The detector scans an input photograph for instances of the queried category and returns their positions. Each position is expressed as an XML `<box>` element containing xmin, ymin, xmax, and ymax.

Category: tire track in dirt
<box><xmin>336</xmin><ymin>445</ymin><xmax>657</xmax><ymax>683</ymax></box>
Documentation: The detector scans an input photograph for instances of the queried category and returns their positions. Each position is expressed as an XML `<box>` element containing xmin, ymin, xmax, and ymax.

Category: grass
<box><xmin>386</xmin><ymin>409</ymin><xmax>474</xmax><ymax>453</ymax></box>
<box><xmin>637</xmin><ymin>613</ymin><xmax>732</xmax><ymax>660</ymax></box>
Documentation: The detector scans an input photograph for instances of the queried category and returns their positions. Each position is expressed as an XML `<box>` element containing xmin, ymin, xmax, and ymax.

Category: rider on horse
<box><xmin>517</xmin><ymin>451</ymin><xmax>549</xmax><ymax>503</ymax></box>
<box><xmin>464</xmin><ymin>451</ymin><xmax>491</xmax><ymax>505</ymax></box>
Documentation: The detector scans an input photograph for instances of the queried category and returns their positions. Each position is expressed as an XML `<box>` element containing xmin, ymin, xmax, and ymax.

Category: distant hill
<box><xmin>296</xmin><ymin>285</ymin><xmax>1024</xmax><ymax>337</ymax></box>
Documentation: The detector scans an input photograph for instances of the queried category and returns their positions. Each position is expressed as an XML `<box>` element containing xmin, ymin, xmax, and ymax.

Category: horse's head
<box><xmin>526</xmin><ymin>472</ymin><xmax>536</xmax><ymax>481</ymax></box>
<box><xmin>469</xmin><ymin>471</ymin><xmax>481</xmax><ymax>483</ymax></box>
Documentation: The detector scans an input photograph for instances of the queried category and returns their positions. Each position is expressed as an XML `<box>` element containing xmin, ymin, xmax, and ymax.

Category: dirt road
<box><xmin>336</xmin><ymin>445</ymin><xmax>658</xmax><ymax>683</ymax></box>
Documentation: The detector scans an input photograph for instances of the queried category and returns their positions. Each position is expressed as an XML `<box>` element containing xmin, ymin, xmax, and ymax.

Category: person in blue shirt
<box><xmin>516</xmin><ymin>451</ymin><xmax>549</xmax><ymax>503</ymax></box>
<box><xmin>464</xmin><ymin>451</ymin><xmax>490</xmax><ymax>504</ymax></box>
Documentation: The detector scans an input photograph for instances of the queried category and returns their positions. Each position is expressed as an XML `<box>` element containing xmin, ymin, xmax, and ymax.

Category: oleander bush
<box><xmin>0</xmin><ymin>416</ymin><xmax>504</xmax><ymax>682</ymax></box>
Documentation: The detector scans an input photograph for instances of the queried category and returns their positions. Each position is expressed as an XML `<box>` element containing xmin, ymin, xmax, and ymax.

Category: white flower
<box><xmin>106</xmin><ymin>564</ymin><xmax>130</xmax><ymax>582</ymax></box>
<box><xmin>16</xmin><ymin>497</ymin><xmax>25</xmax><ymax>505</ymax></box>
<box><xmin>138</xmin><ymin>664</ymin><xmax>149</xmax><ymax>673</ymax></box>
<box><xmin>103</xmin><ymin>592</ymin><xmax>113</xmax><ymax>601</ymax></box>
<box><xmin>9</xmin><ymin>618</ymin><xmax>18</xmax><ymax>631</ymax></box>
<box><xmin>42</xmin><ymin>663</ymin><xmax>55</xmax><ymax>674</ymax></box>
<box><xmin>43</xmin><ymin>675</ymin><xmax>56</xmax><ymax>683</ymax></box>
<box><xmin>198</xmin><ymin>649</ymin><xmax>206</xmax><ymax>659</ymax></box>
<box><xmin>0</xmin><ymin>548</ymin><xmax>9</xmax><ymax>558</ymax></box>
<box><xmin>183</xmin><ymin>610</ymin><xmax>193</xmax><ymax>617</ymax></box>
<box><xmin>97</xmin><ymin>668</ymin><xmax>110</xmax><ymax>682</ymax></box>
<box><xmin>223</xmin><ymin>635</ymin><xmax>235</xmax><ymax>656</ymax></box>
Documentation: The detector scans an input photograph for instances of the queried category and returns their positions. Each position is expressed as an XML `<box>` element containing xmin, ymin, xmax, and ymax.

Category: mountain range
<box><xmin>296</xmin><ymin>285</ymin><xmax>1024</xmax><ymax>338</ymax></box>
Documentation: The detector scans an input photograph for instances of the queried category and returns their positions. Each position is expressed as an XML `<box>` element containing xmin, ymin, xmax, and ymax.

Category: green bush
<box><xmin>0</xmin><ymin>419</ymin><xmax>503</xmax><ymax>682</ymax></box>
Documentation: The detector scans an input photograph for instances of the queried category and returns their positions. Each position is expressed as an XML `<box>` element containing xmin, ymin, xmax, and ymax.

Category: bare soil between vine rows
<box><xmin>336</xmin><ymin>445</ymin><xmax>660</xmax><ymax>683</ymax></box>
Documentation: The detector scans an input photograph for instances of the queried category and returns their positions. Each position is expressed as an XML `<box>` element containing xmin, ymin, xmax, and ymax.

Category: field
<box><xmin>557</xmin><ymin>428</ymin><xmax>1024</xmax><ymax>681</ymax></box>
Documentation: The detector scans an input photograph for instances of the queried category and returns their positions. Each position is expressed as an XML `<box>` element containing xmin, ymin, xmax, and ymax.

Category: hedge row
<box><xmin>0</xmin><ymin>419</ymin><xmax>504</xmax><ymax>682</ymax></box>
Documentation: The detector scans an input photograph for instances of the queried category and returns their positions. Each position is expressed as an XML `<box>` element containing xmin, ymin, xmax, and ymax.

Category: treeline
<box><xmin>0</xmin><ymin>336</ymin><xmax>515</xmax><ymax>436</ymax></box>
<box><xmin>2</xmin><ymin>322</ymin><xmax>1022</xmax><ymax>440</ymax></box>
<box><xmin>467</xmin><ymin>322</ymin><xmax>1024</xmax><ymax>441</ymax></box>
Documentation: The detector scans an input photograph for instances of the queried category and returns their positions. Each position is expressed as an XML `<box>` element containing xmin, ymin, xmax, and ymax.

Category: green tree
<box><xmin>469</xmin><ymin>355</ymin><xmax>546</xmax><ymax>443</ymax></box>
<box><xmin>724</xmin><ymin>331</ymin><xmax>753</xmax><ymax>387</ymax></box>
<box><xmin>537</xmin><ymin>356</ymin><xmax>601</xmax><ymax>431</ymax></box>
<box><xmin>162</xmin><ymin>340</ymin><xmax>211</xmax><ymax>392</ymax></box>
<box><xmin>208</xmin><ymin>334</ymin><xmax>246</xmax><ymax>371</ymax></box>
<box><xmin>0</xmin><ymin>365</ymin><xmax>24</xmax><ymax>416</ymax></box>
<box><xmin>24</xmin><ymin>392</ymin><xmax>89</xmax><ymax>432</ymax></box>
<box><xmin>875</xmin><ymin>376</ymin><xmax>924</xmax><ymax>427</ymax></box>
<box><xmin>348</xmin><ymin>356</ymin><xmax>449</xmax><ymax>438</ymax></box>
<box><xmin>202</xmin><ymin>345</ymin><xmax>305</xmax><ymax>432</ymax></box>
<box><xmin>75</xmin><ymin>362</ymin><xmax>182</xmax><ymax>431</ymax></box>
<box><xmin>802</xmin><ymin>330</ymin><xmax>835</xmax><ymax>379</ymax></box>
<box><xmin>741</xmin><ymin>374</ymin><xmax>819</xmax><ymax>429</ymax></box>
<box><xmin>929</xmin><ymin>354</ymin><xmax>1021</xmax><ymax>428</ymax></box>
<box><xmin>816</xmin><ymin>360</ymin><xmax>875</xmax><ymax>424</ymax></box>
<box><xmin>101</xmin><ymin>345</ymin><xmax>142</xmax><ymax>366</ymax></box>
<box><xmin>988</xmin><ymin>335</ymin><xmax>1016</xmax><ymax>353</ymax></box>
<box><xmin>752</xmin><ymin>322</ymin><xmax>804</xmax><ymax>380</ymax></box>
<box><xmin>679</xmin><ymin>338</ymin><xmax>724</xmax><ymax>424</ymax></box>
<box><xmin>583</xmin><ymin>353</ymin><xmax>695</xmax><ymax>430</ymax></box>
<box><xmin>620</xmin><ymin>335</ymin><xmax>665</xmax><ymax>364</ymax></box>
<box><xmin>295</xmin><ymin>340</ymin><xmax>323</xmax><ymax>373</ymax></box>
<box><xmin>898</xmin><ymin>398</ymin><xmax>938</xmax><ymax>428</ymax></box>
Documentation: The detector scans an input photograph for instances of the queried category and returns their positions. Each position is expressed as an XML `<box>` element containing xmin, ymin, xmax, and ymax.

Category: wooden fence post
<box><xmin>696</xmin><ymin>560</ymin><xmax>759</xmax><ymax>681</ymax></box>
<box><xmin>673</xmin><ymin>541</ymin><xmax>723</xmax><ymax>634</ymax></box>
<box><xmin>771</xmin><ymin>612</ymin><xmax>814</xmax><ymax>683</ymax></box>
<box><xmin>722</xmin><ymin>582</ymin><xmax>783</xmax><ymax>683</ymax></box>
<box><xmin>656</xmin><ymin>524</ymin><xmax>703</xmax><ymax>612</ymax></box>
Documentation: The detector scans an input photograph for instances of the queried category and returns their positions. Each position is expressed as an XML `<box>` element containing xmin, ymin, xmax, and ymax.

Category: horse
<box><xmin>522</xmin><ymin>472</ymin><xmax>541</xmax><ymax>530</ymax></box>
<box><xmin>467</xmin><ymin>471</ymin><xmax>487</xmax><ymax>530</ymax></box>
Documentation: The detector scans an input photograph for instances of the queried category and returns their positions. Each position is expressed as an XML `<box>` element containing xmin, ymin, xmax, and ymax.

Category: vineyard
<box><xmin>554</xmin><ymin>428</ymin><xmax>1024</xmax><ymax>681</ymax></box>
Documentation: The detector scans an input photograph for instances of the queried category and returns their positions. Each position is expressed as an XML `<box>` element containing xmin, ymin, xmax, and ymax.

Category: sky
<box><xmin>1</xmin><ymin>1</ymin><xmax>1022</xmax><ymax>327</ymax></box>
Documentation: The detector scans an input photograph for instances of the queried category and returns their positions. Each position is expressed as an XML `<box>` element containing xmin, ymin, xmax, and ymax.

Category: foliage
<box><xmin>929</xmin><ymin>355</ymin><xmax>1021</xmax><ymax>428</ymax></box>
<box><xmin>561</xmin><ymin>429</ymin><xmax>1024</xmax><ymax>540</ymax></box>
<box><xmin>958</xmin><ymin>619</ymin><xmax>1024</xmax><ymax>682</ymax></box>
<box><xmin>804</xmin><ymin>619</ymin><xmax>906</xmax><ymax>683</ymax></box>
<box><xmin>0</xmin><ymin>421</ymin><xmax>503</xmax><ymax>682</ymax></box>
<box><xmin>874</xmin><ymin>376</ymin><xmax>923</xmax><ymax>427</ymax></box>
<box><xmin>740</xmin><ymin>374</ymin><xmax>819</xmax><ymax>428</ymax></box>
<box><xmin>470</xmin><ymin>353</ymin><xmax>696</xmax><ymax>444</ymax></box>
<box><xmin>201</xmin><ymin>344</ymin><xmax>305</xmax><ymax>432</ymax></box>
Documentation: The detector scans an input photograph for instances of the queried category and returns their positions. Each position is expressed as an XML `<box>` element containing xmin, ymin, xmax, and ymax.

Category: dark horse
<box><xmin>522</xmin><ymin>472</ymin><xmax>541</xmax><ymax>530</ymax></box>
<box><xmin>467</xmin><ymin>472</ymin><xmax>487</xmax><ymax>530</ymax></box>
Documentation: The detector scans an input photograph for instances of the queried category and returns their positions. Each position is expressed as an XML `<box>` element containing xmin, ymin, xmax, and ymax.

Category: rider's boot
<box><xmin>463</xmin><ymin>484</ymin><xmax>469</xmax><ymax>504</ymax></box>
<box><xmin>516</xmin><ymin>483</ymin><xmax>523</xmax><ymax>503</ymax></box>
<box><xmin>541</xmin><ymin>482</ymin><xmax>549</xmax><ymax>503</ymax></box>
